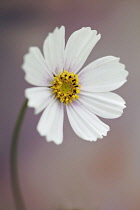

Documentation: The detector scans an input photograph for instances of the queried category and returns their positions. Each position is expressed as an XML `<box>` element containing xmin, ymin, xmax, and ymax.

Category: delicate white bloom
<box><xmin>22</xmin><ymin>26</ymin><xmax>128</xmax><ymax>144</ymax></box>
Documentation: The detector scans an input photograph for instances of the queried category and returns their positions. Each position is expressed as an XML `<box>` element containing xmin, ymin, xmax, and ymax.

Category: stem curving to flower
<box><xmin>10</xmin><ymin>99</ymin><xmax>28</xmax><ymax>210</ymax></box>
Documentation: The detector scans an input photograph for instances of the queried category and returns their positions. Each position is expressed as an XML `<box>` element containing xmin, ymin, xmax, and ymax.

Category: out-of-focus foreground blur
<box><xmin>1</xmin><ymin>0</ymin><xmax>140</xmax><ymax>209</ymax></box>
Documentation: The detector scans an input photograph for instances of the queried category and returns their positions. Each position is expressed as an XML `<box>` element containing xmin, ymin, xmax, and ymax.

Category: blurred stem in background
<box><xmin>10</xmin><ymin>99</ymin><xmax>28</xmax><ymax>210</ymax></box>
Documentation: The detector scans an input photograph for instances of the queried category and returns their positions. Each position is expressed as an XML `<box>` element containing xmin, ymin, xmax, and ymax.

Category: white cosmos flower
<box><xmin>22</xmin><ymin>26</ymin><xmax>128</xmax><ymax>144</ymax></box>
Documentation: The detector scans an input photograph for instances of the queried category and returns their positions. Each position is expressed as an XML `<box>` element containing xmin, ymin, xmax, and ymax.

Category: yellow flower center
<box><xmin>51</xmin><ymin>70</ymin><xmax>81</xmax><ymax>104</ymax></box>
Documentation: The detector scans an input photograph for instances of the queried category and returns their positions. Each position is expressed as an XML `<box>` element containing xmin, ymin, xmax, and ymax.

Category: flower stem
<box><xmin>10</xmin><ymin>99</ymin><xmax>28</xmax><ymax>210</ymax></box>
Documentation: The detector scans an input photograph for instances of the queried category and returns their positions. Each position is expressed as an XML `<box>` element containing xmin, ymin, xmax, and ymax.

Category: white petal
<box><xmin>25</xmin><ymin>87</ymin><xmax>54</xmax><ymax>114</ymax></box>
<box><xmin>43</xmin><ymin>26</ymin><xmax>65</xmax><ymax>75</ymax></box>
<box><xmin>66</xmin><ymin>100</ymin><xmax>109</xmax><ymax>141</ymax></box>
<box><xmin>37</xmin><ymin>99</ymin><xmax>64</xmax><ymax>144</ymax></box>
<box><xmin>22</xmin><ymin>47</ymin><xmax>53</xmax><ymax>86</ymax></box>
<box><xmin>79</xmin><ymin>56</ymin><xmax>128</xmax><ymax>92</ymax></box>
<box><xmin>64</xmin><ymin>27</ymin><xmax>101</xmax><ymax>73</ymax></box>
<box><xmin>79</xmin><ymin>91</ymin><xmax>126</xmax><ymax>119</ymax></box>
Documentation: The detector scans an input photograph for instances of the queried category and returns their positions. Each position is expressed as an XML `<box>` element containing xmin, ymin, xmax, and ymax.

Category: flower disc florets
<box><xmin>51</xmin><ymin>70</ymin><xmax>81</xmax><ymax>104</ymax></box>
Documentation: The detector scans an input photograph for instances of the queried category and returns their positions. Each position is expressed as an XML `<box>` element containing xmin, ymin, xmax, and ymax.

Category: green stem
<box><xmin>10</xmin><ymin>99</ymin><xmax>28</xmax><ymax>210</ymax></box>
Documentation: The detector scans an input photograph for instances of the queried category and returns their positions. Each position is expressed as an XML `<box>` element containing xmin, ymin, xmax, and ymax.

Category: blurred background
<box><xmin>1</xmin><ymin>0</ymin><xmax>140</xmax><ymax>209</ymax></box>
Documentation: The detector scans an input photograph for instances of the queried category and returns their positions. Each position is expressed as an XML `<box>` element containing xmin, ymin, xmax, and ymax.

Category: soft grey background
<box><xmin>1</xmin><ymin>0</ymin><xmax>140</xmax><ymax>209</ymax></box>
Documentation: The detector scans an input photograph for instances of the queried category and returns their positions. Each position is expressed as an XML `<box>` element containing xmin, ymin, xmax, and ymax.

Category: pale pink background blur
<box><xmin>1</xmin><ymin>0</ymin><xmax>140</xmax><ymax>209</ymax></box>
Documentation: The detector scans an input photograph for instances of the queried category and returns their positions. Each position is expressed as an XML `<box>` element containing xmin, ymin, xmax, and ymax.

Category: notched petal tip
<box><xmin>29</xmin><ymin>46</ymin><xmax>37</xmax><ymax>51</ymax></box>
<box><xmin>60</xmin><ymin>25</ymin><xmax>65</xmax><ymax>29</ymax></box>
<box><xmin>97</xmin><ymin>33</ymin><xmax>101</xmax><ymax>40</ymax></box>
<box><xmin>37</xmin><ymin>128</ymin><xmax>63</xmax><ymax>145</ymax></box>
<box><xmin>81</xmin><ymin>26</ymin><xmax>91</xmax><ymax>30</ymax></box>
<box><xmin>46</xmin><ymin>136</ymin><xmax>63</xmax><ymax>145</ymax></box>
<box><xmin>24</xmin><ymin>90</ymin><xmax>38</xmax><ymax>115</ymax></box>
<box><xmin>104</xmin><ymin>126</ymin><xmax>110</xmax><ymax>136</ymax></box>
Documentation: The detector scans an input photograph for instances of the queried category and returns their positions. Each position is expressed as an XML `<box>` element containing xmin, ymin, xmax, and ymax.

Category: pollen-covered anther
<box><xmin>51</xmin><ymin>70</ymin><xmax>81</xmax><ymax>104</ymax></box>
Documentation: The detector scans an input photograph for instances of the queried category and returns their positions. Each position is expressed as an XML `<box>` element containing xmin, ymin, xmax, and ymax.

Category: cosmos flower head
<box><xmin>22</xmin><ymin>26</ymin><xmax>128</xmax><ymax>144</ymax></box>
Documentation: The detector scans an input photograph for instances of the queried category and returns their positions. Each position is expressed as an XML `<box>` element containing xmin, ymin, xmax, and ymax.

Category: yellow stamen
<box><xmin>51</xmin><ymin>70</ymin><xmax>81</xmax><ymax>104</ymax></box>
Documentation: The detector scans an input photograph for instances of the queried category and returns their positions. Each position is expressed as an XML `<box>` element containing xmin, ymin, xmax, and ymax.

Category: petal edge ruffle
<box><xmin>79</xmin><ymin>91</ymin><xmax>126</xmax><ymax>119</ymax></box>
<box><xmin>22</xmin><ymin>47</ymin><xmax>53</xmax><ymax>86</ymax></box>
<box><xmin>64</xmin><ymin>27</ymin><xmax>101</xmax><ymax>73</ymax></box>
<box><xmin>25</xmin><ymin>87</ymin><xmax>54</xmax><ymax>114</ymax></box>
<box><xmin>79</xmin><ymin>56</ymin><xmax>128</xmax><ymax>92</ymax></box>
